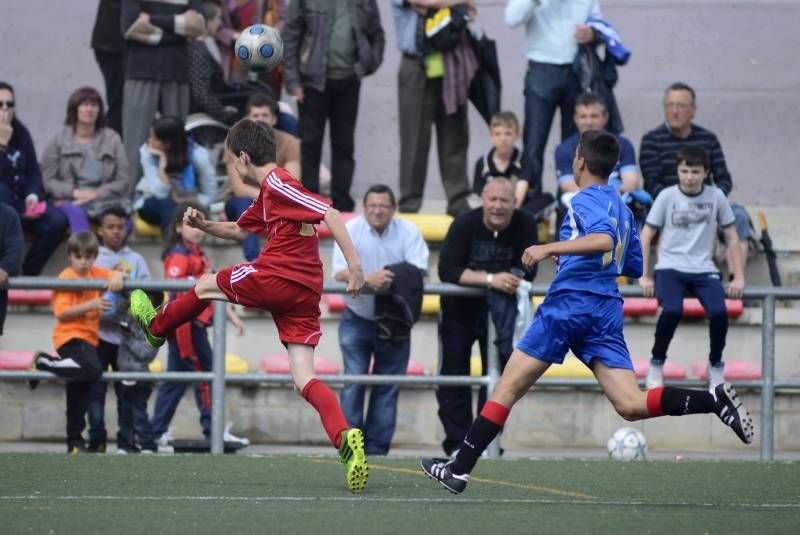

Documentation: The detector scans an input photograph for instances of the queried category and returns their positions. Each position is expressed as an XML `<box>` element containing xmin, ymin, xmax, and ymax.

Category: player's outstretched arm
<box><xmin>183</xmin><ymin>207</ymin><xmax>248</xmax><ymax>242</ymax></box>
<box><xmin>324</xmin><ymin>208</ymin><xmax>364</xmax><ymax>297</ymax></box>
<box><xmin>522</xmin><ymin>233</ymin><xmax>613</xmax><ymax>270</ymax></box>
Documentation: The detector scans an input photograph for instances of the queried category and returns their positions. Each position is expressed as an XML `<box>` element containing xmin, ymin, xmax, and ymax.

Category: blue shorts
<box><xmin>516</xmin><ymin>291</ymin><xmax>633</xmax><ymax>371</ymax></box>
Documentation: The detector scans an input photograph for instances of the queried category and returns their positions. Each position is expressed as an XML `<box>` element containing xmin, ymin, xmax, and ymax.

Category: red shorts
<box><xmin>216</xmin><ymin>263</ymin><xmax>322</xmax><ymax>346</ymax></box>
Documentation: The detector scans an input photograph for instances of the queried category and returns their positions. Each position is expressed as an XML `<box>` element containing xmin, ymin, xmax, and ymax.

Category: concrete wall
<box><xmin>2</xmin><ymin>1</ymin><xmax>799</xmax><ymax>207</ymax></box>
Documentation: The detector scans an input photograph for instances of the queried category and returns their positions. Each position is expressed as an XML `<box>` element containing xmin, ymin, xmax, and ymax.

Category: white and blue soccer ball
<box><xmin>607</xmin><ymin>427</ymin><xmax>647</xmax><ymax>461</ymax></box>
<box><xmin>235</xmin><ymin>24</ymin><xmax>284</xmax><ymax>73</ymax></box>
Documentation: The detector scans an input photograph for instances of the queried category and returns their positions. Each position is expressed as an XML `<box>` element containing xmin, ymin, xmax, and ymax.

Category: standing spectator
<box><xmin>473</xmin><ymin>111</ymin><xmax>527</xmax><ymax>208</ymax></box>
<box><xmin>0</xmin><ymin>204</ymin><xmax>23</xmax><ymax>336</ymax></box>
<box><xmin>639</xmin><ymin>82</ymin><xmax>751</xmax><ymax>270</ymax></box>
<box><xmin>228</xmin><ymin>0</ymin><xmax>288</xmax><ymax>94</ymax></box>
<box><xmin>391</xmin><ymin>0</ymin><xmax>474</xmax><ymax>217</ymax></box>
<box><xmin>86</xmin><ymin>206</ymin><xmax>151</xmax><ymax>453</ymax></box>
<box><xmin>505</xmin><ymin>0</ymin><xmax>600</xmax><ymax>195</ymax></box>
<box><xmin>332</xmin><ymin>185</ymin><xmax>429</xmax><ymax>455</ymax></box>
<box><xmin>0</xmin><ymin>81</ymin><xmax>69</xmax><ymax>275</ymax></box>
<box><xmin>436</xmin><ymin>177</ymin><xmax>538</xmax><ymax>455</ymax></box>
<box><xmin>284</xmin><ymin>0</ymin><xmax>385</xmax><ymax>212</ymax></box>
<box><xmin>91</xmin><ymin>0</ymin><xmax>125</xmax><ymax>135</ymax></box>
<box><xmin>639</xmin><ymin>146</ymin><xmax>745</xmax><ymax>391</ymax></box>
<box><xmin>121</xmin><ymin>0</ymin><xmax>205</xmax><ymax>187</ymax></box>
<box><xmin>134</xmin><ymin>116</ymin><xmax>219</xmax><ymax>232</ymax></box>
<box><xmin>41</xmin><ymin>87</ymin><xmax>130</xmax><ymax>234</ymax></box>
<box><xmin>225</xmin><ymin>97</ymin><xmax>300</xmax><ymax>261</ymax></box>
<box><xmin>31</xmin><ymin>231</ymin><xmax>125</xmax><ymax>453</ymax></box>
<box><xmin>555</xmin><ymin>93</ymin><xmax>650</xmax><ymax>226</ymax></box>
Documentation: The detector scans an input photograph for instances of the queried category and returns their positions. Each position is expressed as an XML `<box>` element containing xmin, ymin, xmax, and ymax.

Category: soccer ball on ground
<box><xmin>235</xmin><ymin>24</ymin><xmax>284</xmax><ymax>73</ymax></box>
<box><xmin>607</xmin><ymin>427</ymin><xmax>647</xmax><ymax>461</ymax></box>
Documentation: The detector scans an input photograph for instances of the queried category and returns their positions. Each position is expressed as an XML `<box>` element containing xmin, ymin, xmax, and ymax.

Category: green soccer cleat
<box><xmin>338</xmin><ymin>428</ymin><xmax>368</xmax><ymax>494</ymax></box>
<box><xmin>129</xmin><ymin>289</ymin><xmax>166</xmax><ymax>348</ymax></box>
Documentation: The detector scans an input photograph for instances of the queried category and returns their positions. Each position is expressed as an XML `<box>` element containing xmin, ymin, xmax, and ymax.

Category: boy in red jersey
<box><xmin>130</xmin><ymin>119</ymin><xmax>368</xmax><ymax>492</ymax></box>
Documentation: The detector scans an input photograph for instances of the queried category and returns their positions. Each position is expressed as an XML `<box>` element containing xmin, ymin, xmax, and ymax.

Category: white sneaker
<box><xmin>224</xmin><ymin>424</ymin><xmax>250</xmax><ymax>446</ymax></box>
<box><xmin>645</xmin><ymin>362</ymin><xmax>664</xmax><ymax>389</ymax></box>
<box><xmin>156</xmin><ymin>429</ymin><xmax>174</xmax><ymax>448</ymax></box>
<box><xmin>708</xmin><ymin>363</ymin><xmax>725</xmax><ymax>392</ymax></box>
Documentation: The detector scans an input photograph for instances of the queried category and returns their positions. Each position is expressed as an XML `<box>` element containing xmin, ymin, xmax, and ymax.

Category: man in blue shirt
<box><xmin>421</xmin><ymin>131</ymin><xmax>754</xmax><ymax>494</ymax></box>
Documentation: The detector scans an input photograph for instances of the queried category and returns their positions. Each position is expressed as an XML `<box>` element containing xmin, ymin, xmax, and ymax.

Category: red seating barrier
<box><xmin>623</xmin><ymin>298</ymin><xmax>659</xmax><ymax>316</ymax></box>
<box><xmin>683</xmin><ymin>299</ymin><xmax>744</xmax><ymax>319</ymax></box>
<box><xmin>260</xmin><ymin>354</ymin><xmax>339</xmax><ymax>375</ymax></box>
<box><xmin>692</xmin><ymin>359</ymin><xmax>761</xmax><ymax>380</ymax></box>
<box><xmin>324</xmin><ymin>294</ymin><xmax>346</xmax><ymax>313</ymax></box>
<box><xmin>8</xmin><ymin>289</ymin><xmax>53</xmax><ymax>306</ymax></box>
<box><xmin>315</xmin><ymin>212</ymin><xmax>358</xmax><ymax>239</ymax></box>
<box><xmin>0</xmin><ymin>350</ymin><xmax>36</xmax><ymax>370</ymax></box>
<box><xmin>631</xmin><ymin>358</ymin><xmax>687</xmax><ymax>380</ymax></box>
<box><xmin>367</xmin><ymin>357</ymin><xmax>426</xmax><ymax>376</ymax></box>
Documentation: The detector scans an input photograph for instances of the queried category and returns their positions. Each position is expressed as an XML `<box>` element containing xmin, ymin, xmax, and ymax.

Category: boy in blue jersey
<box><xmin>421</xmin><ymin>131</ymin><xmax>754</xmax><ymax>494</ymax></box>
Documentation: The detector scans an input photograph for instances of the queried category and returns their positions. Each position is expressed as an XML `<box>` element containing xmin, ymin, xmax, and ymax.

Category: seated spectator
<box><xmin>436</xmin><ymin>177</ymin><xmax>538</xmax><ymax>456</ymax></box>
<box><xmin>639</xmin><ymin>146</ymin><xmax>745</xmax><ymax>391</ymax></box>
<box><xmin>0</xmin><ymin>203</ymin><xmax>23</xmax><ymax>336</ymax></box>
<box><xmin>640</xmin><ymin>82</ymin><xmax>751</xmax><ymax>272</ymax></box>
<box><xmin>41</xmin><ymin>87</ymin><xmax>131</xmax><ymax>233</ymax></box>
<box><xmin>0</xmin><ymin>81</ymin><xmax>69</xmax><ymax>275</ymax></box>
<box><xmin>224</xmin><ymin>96</ymin><xmax>299</xmax><ymax>261</ymax></box>
<box><xmin>555</xmin><ymin>93</ymin><xmax>650</xmax><ymax>227</ymax></box>
<box><xmin>133</xmin><ymin>116</ymin><xmax>219</xmax><ymax>232</ymax></box>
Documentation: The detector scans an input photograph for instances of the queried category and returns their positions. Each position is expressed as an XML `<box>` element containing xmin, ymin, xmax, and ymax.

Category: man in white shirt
<box><xmin>332</xmin><ymin>184</ymin><xmax>429</xmax><ymax>455</ymax></box>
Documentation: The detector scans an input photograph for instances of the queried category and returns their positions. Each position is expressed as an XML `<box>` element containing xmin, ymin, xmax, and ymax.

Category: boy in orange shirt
<box><xmin>32</xmin><ymin>230</ymin><xmax>124</xmax><ymax>453</ymax></box>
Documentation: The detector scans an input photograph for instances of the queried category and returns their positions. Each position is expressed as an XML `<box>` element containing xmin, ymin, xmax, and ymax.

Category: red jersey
<box><xmin>164</xmin><ymin>241</ymin><xmax>213</xmax><ymax>325</ymax></box>
<box><xmin>236</xmin><ymin>167</ymin><xmax>332</xmax><ymax>294</ymax></box>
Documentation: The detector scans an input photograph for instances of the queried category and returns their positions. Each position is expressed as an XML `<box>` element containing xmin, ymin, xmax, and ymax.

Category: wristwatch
<box><xmin>486</xmin><ymin>273</ymin><xmax>494</xmax><ymax>289</ymax></box>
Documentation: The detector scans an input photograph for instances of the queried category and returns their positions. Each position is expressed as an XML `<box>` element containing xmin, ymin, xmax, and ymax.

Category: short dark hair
<box><xmin>665</xmin><ymin>82</ymin><xmax>696</xmax><ymax>104</ymax></box>
<box><xmin>225</xmin><ymin>118</ymin><xmax>276</xmax><ymax>166</ymax></box>
<box><xmin>490</xmin><ymin>111</ymin><xmax>519</xmax><ymax>132</ymax></box>
<box><xmin>161</xmin><ymin>201</ymin><xmax>209</xmax><ymax>260</ymax></box>
<box><xmin>676</xmin><ymin>145</ymin><xmax>710</xmax><ymax>171</ymax></box>
<box><xmin>65</xmin><ymin>87</ymin><xmax>105</xmax><ymax>130</ymax></box>
<box><xmin>99</xmin><ymin>205</ymin><xmax>128</xmax><ymax>225</ymax></box>
<box><xmin>151</xmin><ymin>116</ymin><xmax>189</xmax><ymax>174</ymax></box>
<box><xmin>0</xmin><ymin>81</ymin><xmax>13</xmax><ymax>94</ymax></box>
<box><xmin>67</xmin><ymin>230</ymin><xmax>99</xmax><ymax>257</ymax></box>
<box><xmin>245</xmin><ymin>92</ymin><xmax>279</xmax><ymax>118</ymax></box>
<box><xmin>575</xmin><ymin>92</ymin><xmax>607</xmax><ymax>112</ymax></box>
<box><xmin>362</xmin><ymin>184</ymin><xmax>397</xmax><ymax>206</ymax></box>
<box><xmin>577</xmin><ymin>130</ymin><xmax>620</xmax><ymax>180</ymax></box>
<box><xmin>200</xmin><ymin>0</ymin><xmax>221</xmax><ymax>20</ymax></box>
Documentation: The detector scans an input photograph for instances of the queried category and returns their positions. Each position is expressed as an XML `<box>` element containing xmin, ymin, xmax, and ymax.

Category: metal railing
<box><xmin>2</xmin><ymin>276</ymin><xmax>799</xmax><ymax>460</ymax></box>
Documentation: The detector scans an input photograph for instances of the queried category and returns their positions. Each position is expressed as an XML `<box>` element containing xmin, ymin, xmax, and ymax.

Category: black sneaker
<box><xmin>714</xmin><ymin>383</ymin><xmax>755</xmax><ymax>444</ymax></box>
<box><xmin>87</xmin><ymin>441</ymin><xmax>107</xmax><ymax>454</ymax></box>
<box><xmin>420</xmin><ymin>458</ymin><xmax>470</xmax><ymax>494</ymax></box>
<box><xmin>67</xmin><ymin>441</ymin><xmax>88</xmax><ymax>454</ymax></box>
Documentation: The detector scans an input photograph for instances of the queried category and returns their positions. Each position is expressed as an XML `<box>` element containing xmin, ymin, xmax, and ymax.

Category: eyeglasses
<box><xmin>365</xmin><ymin>203</ymin><xmax>393</xmax><ymax>211</ymax></box>
<box><xmin>0</xmin><ymin>101</ymin><xmax>14</xmax><ymax>109</ymax></box>
<box><xmin>663</xmin><ymin>102</ymin><xmax>692</xmax><ymax>110</ymax></box>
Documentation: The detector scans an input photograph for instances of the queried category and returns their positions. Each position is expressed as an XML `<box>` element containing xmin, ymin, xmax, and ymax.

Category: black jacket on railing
<box><xmin>0</xmin><ymin>204</ymin><xmax>23</xmax><ymax>334</ymax></box>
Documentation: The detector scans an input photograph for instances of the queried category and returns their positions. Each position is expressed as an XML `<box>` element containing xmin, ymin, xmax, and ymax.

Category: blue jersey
<box><xmin>549</xmin><ymin>184</ymin><xmax>643</xmax><ymax>297</ymax></box>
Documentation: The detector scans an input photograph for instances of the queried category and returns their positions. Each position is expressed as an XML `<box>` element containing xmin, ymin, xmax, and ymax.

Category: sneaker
<box><xmin>338</xmin><ymin>428</ymin><xmax>368</xmax><ymax>494</ymax></box>
<box><xmin>67</xmin><ymin>441</ymin><xmax>88</xmax><ymax>454</ymax></box>
<box><xmin>420</xmin><ymin>458</ymin><xmax>470</xmax><ymax>494</ymax></box>
<box><xmin>645</xmin><ymin>361</ymin><xmax>664</xmax><ymax>389</ymax></box>
<box><xmin>26</xmin><ymin>352</ymin><xmax>45</xmax><ymax>391</ymax></box>
<box><xmin>156</xmin><ymin>430</ymin><xmax>174</xmax><ymax>448</ymax></box>
<box><xmin>714</xmin><ymin>383</ymin><xmax>755</xmax><ymax>444</ymax></box>
<box><xmin>224</xmin><ymin>424</ymin><xmax>250</xmax><ymax>446</ymax></box>
<box><xmin>129</xmin><ymin>290</ymin><xmax>165</xmax><ymax>348</ymax></box>
<box><xmin>87</xmin><ymin>441</ymin><xmax>107</xmax><ymax>454</ymax></box>
<box><xmin>708</xmin><ymin>363</ymin><xmax>725</xmax><ymax>392</ymax></box>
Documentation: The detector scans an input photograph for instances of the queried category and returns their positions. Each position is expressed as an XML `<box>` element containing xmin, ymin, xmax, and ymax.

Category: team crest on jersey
<box><xmin>299</xmin><ymin>222</ymin><xmax>315</xmax><ymax>236</ymax></box>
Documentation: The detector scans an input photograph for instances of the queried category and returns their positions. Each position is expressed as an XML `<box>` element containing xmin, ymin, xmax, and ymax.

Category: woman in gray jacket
<box><xmin>40</xmin><ymin>87</ymin><xmax>130</xmax><ymax>232</ymax></box>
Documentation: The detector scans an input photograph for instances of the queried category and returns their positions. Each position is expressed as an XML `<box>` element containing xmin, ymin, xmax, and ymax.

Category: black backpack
<box><xmin>423</xmin><ymin>5</ymin><xmax>469</xmax><ymax>53</ymax></box>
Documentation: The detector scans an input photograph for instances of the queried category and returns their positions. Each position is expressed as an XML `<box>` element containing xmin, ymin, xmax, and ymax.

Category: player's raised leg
<box><xmin>421</xmin><ymin>349</ymin><xmax>550</xmax><ymax>494</ymax></box>
<box><xmin>130</xmin><ymin>273</ymin><xmax>228</xmax><ymax>347</ymax></box>
<box><xmin>592</xmin><ymin>362</ymin><xmax>754</xmax><ymax>443</ymax></box>
<box><xmin>288</xmin><ymin>343</ymin><xmax>368</xmax><ymax>493</ymax></box>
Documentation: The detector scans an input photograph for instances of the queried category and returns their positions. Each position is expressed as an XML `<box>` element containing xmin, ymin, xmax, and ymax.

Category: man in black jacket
<box><xmin>0</xmin><ymin>203</ymin><xmax>23</xmax><ymax>335</ymax></box>
<box><xmin>437</xmin><ymin>177</ymin><xmax>537</xmax><ymax>456</ymax></box>
<box><xmin>283</xmin><ymin>0</ymin><xmax>385</xmax><ymax>212</ymax></box>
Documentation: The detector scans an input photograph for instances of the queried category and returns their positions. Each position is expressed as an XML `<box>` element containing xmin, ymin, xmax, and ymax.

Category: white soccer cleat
<box><xmin>224</xmin><ymin>424</ymin><xmax>250</xmax><ymax>446</ymax></box>
<box><xmin>645</xmin><ymin>362</ymin><xmax>664</xmax><ymax>389</ymax></box>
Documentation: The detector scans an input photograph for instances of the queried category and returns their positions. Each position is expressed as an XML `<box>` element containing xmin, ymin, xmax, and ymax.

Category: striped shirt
<box><xmin>639</xmin><ymin>123</ymin><xmax>732</xmax><ymax>199</ymax></box>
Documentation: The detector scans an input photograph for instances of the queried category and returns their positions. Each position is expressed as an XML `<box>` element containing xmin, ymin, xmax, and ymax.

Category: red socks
<box><xmin>301</xmin><ymin>378</ymin><xmax>349</xmax><ymax>449</ymax></box>
<box><xmin>150</xmin><ymin>288</ymin><xmax>207</xmax><ymax>337</ymax></box>
<box><xmin>646</xmin><ymin>387</ymin><xmax>665</xmax><ymax>417</ymax></box>
<box><xmin>480</xmin><ymin>400</ymin><xmax>510</xmax><ymax>426</ymax></box>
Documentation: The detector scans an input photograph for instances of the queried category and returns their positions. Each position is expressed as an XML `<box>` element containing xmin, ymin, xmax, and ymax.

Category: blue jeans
<box><xmin>521</xmin><ymin>62</ymin><xmax>579</xmax><ymax>193</ymax></box>
<box><xmin>87</xmin><ymin>340</ymin><xmax>121</xmax><ymax>447</ymax></box>
<box><xmin>118</xmin><ymin>382</ymin><xmax>156</xmax><ymax>451</ymax></box>
<box><xmin>225</xmin><ymin>196</ymin><xmax>260</xmax><ymax>261</ymax></box>
<box><xmin>150</xmin><ymin>324</ymin><xmax>213</xmax><ymax>438</ymax></box>
<box><xmin>338</xmin><ymin>308</ymin><xmax>410</xmax><ymax>455</ymax></box>
<box><xmin>137</xmin><ymin>196</ymin><xmax>178</xmax><ymax>232</ymax></box>
<box><xmin>0</xmin><ymin>183</ymin><xmax>68</xmax><ymax>275</ymax></box>
<box><xmin>652</xmin><ymin>269</ymin><xmax>728</xmax><ymax>367</ymax></box>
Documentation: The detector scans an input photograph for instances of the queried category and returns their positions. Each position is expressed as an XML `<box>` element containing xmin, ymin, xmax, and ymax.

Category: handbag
<box><xmin>466</xmin><ymin>29</ymin><xmax>501</xmax><ymax>125</ymax></box>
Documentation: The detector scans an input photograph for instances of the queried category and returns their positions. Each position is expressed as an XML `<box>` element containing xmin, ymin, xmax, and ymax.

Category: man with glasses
<box><xmin>331</xmin><ymin>184</ymin><xmax>429</xmax><ymax>455</ymax></box>
<box><xmin>640</xmin><ymin>81</ymin><xmax>751</xmax><ymax>279</ymax></box>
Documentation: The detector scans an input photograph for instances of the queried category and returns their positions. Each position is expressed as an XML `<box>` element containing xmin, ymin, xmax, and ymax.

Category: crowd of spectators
<box><xmin>0</xmin><ymin>0</ymin><xmax>758</xmax><ymax>455</ymax></box>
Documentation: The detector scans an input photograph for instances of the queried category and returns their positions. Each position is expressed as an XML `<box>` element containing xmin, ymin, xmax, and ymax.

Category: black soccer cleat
<box><xmin>714</xmin><ymin>383</ymin><xmax>755</xmax><ymax>444</ymax></box>
<box><xmin>420</xmin><ymin>458</ymin><xmax>470</xmax><ymax>494</ymax></box>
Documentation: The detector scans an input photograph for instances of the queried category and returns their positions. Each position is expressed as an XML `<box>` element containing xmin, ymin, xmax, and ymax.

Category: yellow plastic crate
<box><xmin>395</xmin><ymin>213</ymin><xmax>453</xmax><ymax>242</ymax></box>
<box><xmin>134</xmin><ymin>214</ymin><xmax>162</xmax><ymax>238</ymax></box>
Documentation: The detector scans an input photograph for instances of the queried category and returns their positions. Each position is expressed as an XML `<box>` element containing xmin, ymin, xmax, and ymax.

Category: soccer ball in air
<box><xmin>607</xmin><ymin>427</ymin><xmax>647</xmax><ymax>461</ymax></box>
<box><xmin>235</xmin><ymin>24</ymin><xmax>284</xmax><ymax>72</ymax></box>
